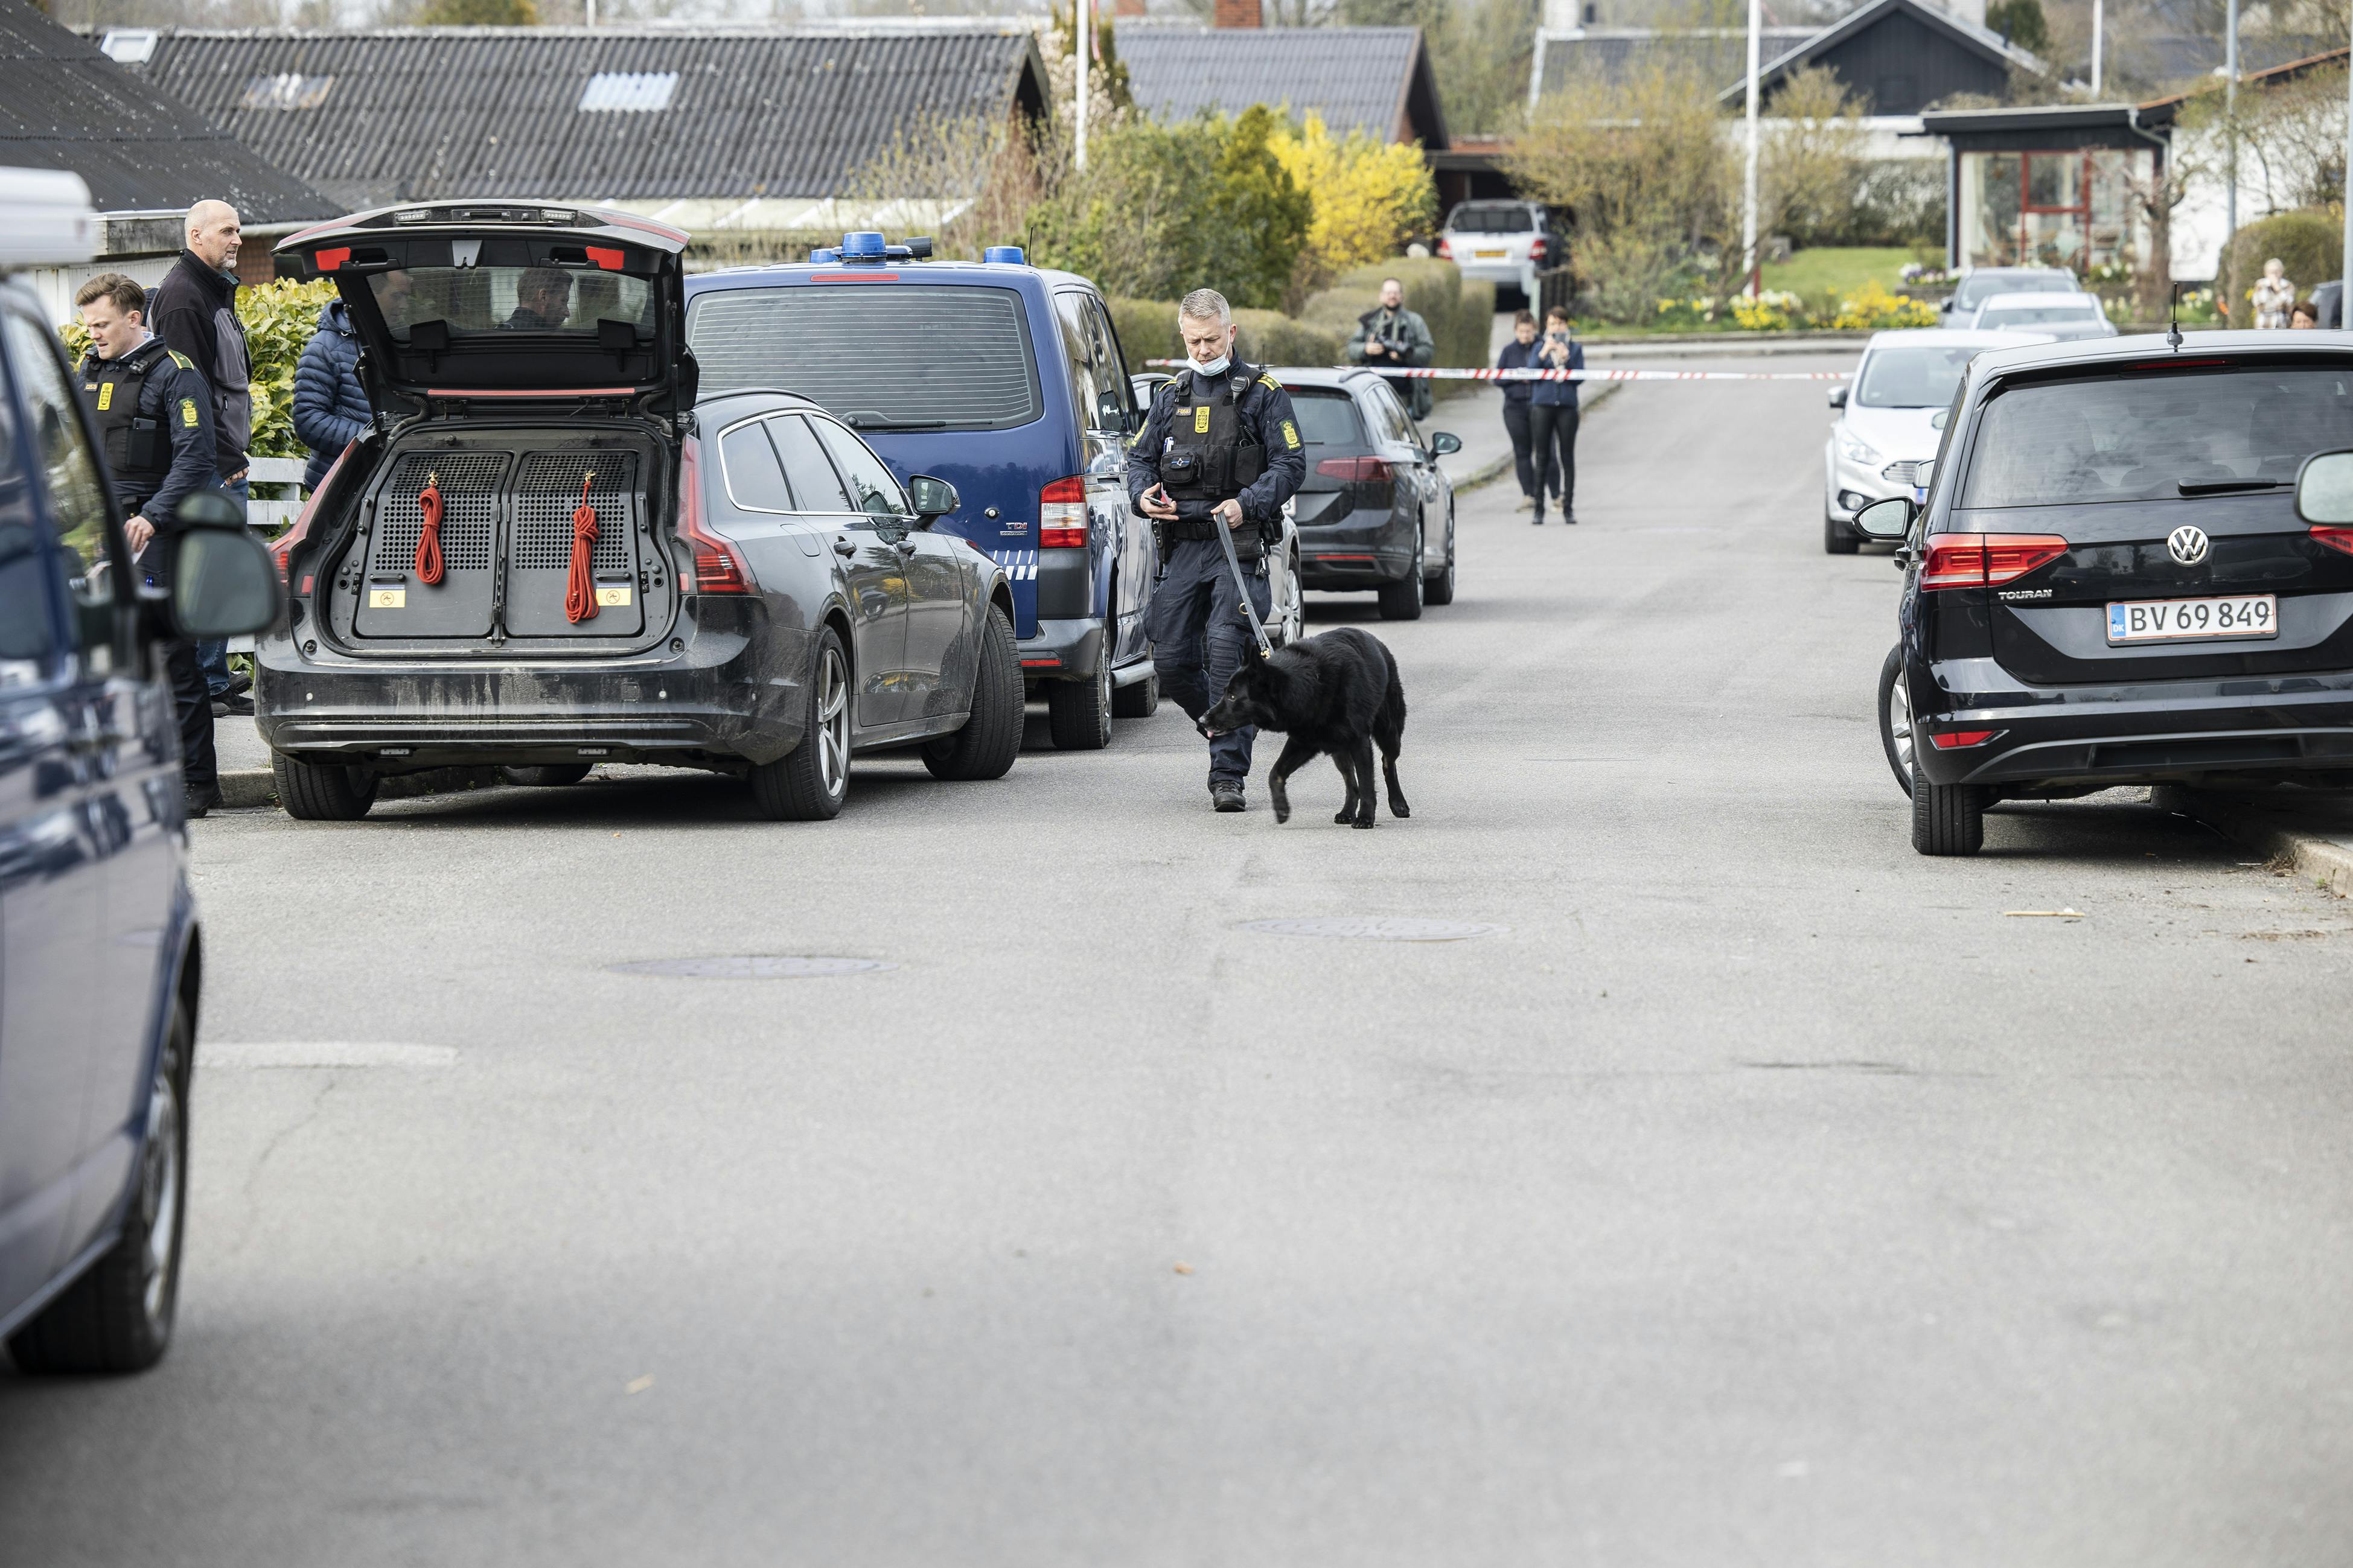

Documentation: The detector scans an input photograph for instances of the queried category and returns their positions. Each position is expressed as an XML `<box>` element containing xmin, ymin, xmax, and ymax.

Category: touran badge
<box><xmin>2168</xmin><ymin>524</ymin><xmax>2211</xmax><ymax>566</ymax></box>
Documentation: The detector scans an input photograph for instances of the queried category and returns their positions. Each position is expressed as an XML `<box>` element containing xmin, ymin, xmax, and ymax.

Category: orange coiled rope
<box><xmin>414</xmin><ymin>471</ymin><xmax>445</xmax><ymax>585</ymax></box>
<box><xmin>564</xmin><ymin>471</ymin><xmax>599</xmax><ymax>623</ymax></box>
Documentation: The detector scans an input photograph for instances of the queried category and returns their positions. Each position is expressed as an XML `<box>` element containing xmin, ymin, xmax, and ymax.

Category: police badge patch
<box><xmin>1282</xmin><ymin>420</ymin><xmax>1300</xmax><ymax>450</ymax></box>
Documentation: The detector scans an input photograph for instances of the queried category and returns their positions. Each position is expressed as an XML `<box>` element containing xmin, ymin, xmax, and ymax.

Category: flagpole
<box><xmin>1742</xmin><ymin>0</ymin><xmax>1761</xmax><ymax>297</ymax></box>
<box><xmin>2090</xmin><ymin>0</ymin><xmax>2102</xmax><ymax>95</ymax></box>
<box><xmin>1076</xmin><ymin>0</ymin><xmax>1091</xmax><ymax>173</ymax></box>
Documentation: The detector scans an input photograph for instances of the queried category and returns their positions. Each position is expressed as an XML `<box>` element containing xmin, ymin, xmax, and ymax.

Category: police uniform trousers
<box><xmin>1146</xmin><ymin>532</ymin><xmax>1273</xmax><ymax>786</ymax></box>
<box><xmin>134</xmin><ymin>524</ymin><xmax>219</xmax><ymax>798</ymax></box>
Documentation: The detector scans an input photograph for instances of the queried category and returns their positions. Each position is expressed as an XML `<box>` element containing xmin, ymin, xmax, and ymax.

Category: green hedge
<box><xmin>1107</xmin><ymin>259</ymin><xmax>1490</xmax><ymax>381</ymax></box>
<box><xmin>2221</xmin><ymin>210</ymin><xmax>2343</xmax><ymax>319</ymax></box>
<box><xmin>1106</xmin><ymin>296</ymin><xmax>1346</xmax><ymax>372</ymax></box>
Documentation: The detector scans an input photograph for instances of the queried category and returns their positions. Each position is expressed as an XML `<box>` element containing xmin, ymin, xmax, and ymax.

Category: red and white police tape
<box><xmin>1143</xmin><ymin>360</ymin><xmax>1852</xmax><ymax>382</ymax></box>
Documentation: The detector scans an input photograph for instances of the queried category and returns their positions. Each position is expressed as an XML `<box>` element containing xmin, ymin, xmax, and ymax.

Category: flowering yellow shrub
<box><xmin>1269</xmin><ymin>112</ymin><xmax>1438</xmax><ymax>289</ymax></box>
<box><xmin>1834</xmin><ymin>281</ymin><xmax>1938</xmax><ymax>330</ymax></box>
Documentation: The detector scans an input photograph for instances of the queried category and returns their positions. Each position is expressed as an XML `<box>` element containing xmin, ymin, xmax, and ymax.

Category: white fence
<box><xmin>231</xmin><ymin>454</ymin><xmax>307</xmax><ymax>656</ymax></box>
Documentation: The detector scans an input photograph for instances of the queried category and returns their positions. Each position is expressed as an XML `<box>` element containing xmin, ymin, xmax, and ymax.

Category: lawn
<box><xmin>1760</xmin><ymin>246</ymin><xmax>1918</xmax><ymax>299</ymax></box>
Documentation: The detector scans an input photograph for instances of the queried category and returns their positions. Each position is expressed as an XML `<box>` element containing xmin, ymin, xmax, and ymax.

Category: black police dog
<box><xmin>1199</xmin><ymin>626</ymin><xmax>1408</xmax><ymax>828</ymax></box>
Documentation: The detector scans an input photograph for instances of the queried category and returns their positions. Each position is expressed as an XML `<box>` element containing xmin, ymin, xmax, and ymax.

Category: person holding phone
<box><xmin>1529</xmin><ymin>306</ymin><xmax>1582</xmax><ymax>526</ymax></box>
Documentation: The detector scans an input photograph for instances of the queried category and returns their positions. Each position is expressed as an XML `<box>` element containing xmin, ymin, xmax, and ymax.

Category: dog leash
<box><xmin>1213</xmin><ymin>507</ymin><xmax>1276</xmax><ymax>660</ymax></box>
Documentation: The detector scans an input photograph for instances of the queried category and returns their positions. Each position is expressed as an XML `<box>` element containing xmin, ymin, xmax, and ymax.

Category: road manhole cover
<box><xmin>1238</xmin><ymin>917</ymin><xmax>1505</xmax><ymax>942</ymax></box>
<box><xmin>607</xmin><ymin>956</ymin><xmax>896</xmax><ymax>979</ymax></box>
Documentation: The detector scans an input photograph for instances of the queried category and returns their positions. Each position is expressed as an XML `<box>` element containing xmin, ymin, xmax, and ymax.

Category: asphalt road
<box><xmin>6</xmin><ymin>355</ymin><xmax>2351</xmax><ymax>1566</ymax></box>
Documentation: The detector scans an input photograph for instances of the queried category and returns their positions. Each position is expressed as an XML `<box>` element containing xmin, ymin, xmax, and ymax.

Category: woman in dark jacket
<box><xmin>1494</xmin><ymin>311</ymin><xmax>1541</xmax><ymax>512</ymax></box>
<box><xmin>292</xmin><ymin>299</ymin><xmax>372</xmax><ymax>491</ymax></box>
<box><xmin>1529</xmin><ymin>307</ymin><xmax>1582</xmax><ymax>526</ymax></box>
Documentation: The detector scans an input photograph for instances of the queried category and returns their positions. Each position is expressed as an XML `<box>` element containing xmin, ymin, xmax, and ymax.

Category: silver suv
<box><xmin>1436</xmin><ymin>201</ymin><xmax>1563</xmax><ymax>305</ymax></box>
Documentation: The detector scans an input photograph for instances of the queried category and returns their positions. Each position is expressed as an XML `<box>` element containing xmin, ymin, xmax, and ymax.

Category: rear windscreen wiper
<box><xmin>845</xmin><ymin>415</ymin><xmax>946</xmax><ymax>431</ymax></box>
<box><xmin>2176</xmin><ymin>479</ymin><xmax>2288</xmax><ymax>496</ymax></box>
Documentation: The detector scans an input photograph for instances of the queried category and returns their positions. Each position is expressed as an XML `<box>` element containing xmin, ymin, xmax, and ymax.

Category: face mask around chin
<box><xmin>1193</xmin><ymin>354</ymin><xmax>1230</xmax><ymax>377</ymax></box>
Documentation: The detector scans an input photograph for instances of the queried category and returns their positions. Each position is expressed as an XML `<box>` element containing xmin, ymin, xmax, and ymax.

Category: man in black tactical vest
<box><xmin>74</xmin><ymin>272</ymin><xmax>224</xmax><ymax>815</ymax></box>
<box><xmin>1129</xmin><ymin>288</ymin><xmax>1308</xmax><ymax>812</ymax></box>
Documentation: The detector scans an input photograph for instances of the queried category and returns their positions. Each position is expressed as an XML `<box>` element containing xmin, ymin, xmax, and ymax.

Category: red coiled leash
<box><xmin>415</xmin><ymin>471</ymin><xmax>445</xmax><ymax>585</ymax></box>
<box><xmin>564</xmin><ymin>471</ymin><xmax>599</xmax><ymax>623</ymax></box>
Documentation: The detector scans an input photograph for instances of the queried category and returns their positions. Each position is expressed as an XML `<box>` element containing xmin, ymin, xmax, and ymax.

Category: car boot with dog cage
<box><xmin>1128</xmin><ymin>345</ymin><xmax>1305</xmax><ymax>808</ymax></box>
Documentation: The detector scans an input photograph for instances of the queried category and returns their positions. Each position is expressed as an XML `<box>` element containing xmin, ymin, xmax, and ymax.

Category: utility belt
<box><xmin>1154</xmin><ymin>509</ymin><xmax>1271</xmax><ymax>564</ymax></box>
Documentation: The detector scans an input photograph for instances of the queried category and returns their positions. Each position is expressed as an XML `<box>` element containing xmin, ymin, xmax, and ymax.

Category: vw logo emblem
<box><xmin>2168</xmin><ymin>524</ymin><xmax>2211</xmax><ymax>566</ymax></box>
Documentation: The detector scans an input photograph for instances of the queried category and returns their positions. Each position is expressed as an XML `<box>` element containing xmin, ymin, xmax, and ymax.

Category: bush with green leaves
<box><xmin>1105</xmin><ymin>296</ymin><xmax>1346</xmax><ymax>372</ymax></box>
<box><xmin>1301</xmin><ymin>258</ymin><xmax>1493</xmax><ymax>369</ymax></box>
<box><xmin>2221</xmin><ymin>210</ymin><xmax>2342</xmax><ymax>322</ymax></box>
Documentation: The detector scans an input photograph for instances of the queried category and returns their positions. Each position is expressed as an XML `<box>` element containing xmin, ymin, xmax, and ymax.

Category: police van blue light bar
<box><xmin>808</xmin><ymin>247</ymin><xmax>840</xmax><ymax>263</ymax></box>
<box><xmin>840</xmin><ymin>231</ymin><xmax>887</xmax><ymax>260</ymax></box>
<box><xmin>983</xmin><ymin>246</ymin><xmax>1025</xmax><ymax>265</ymax></box>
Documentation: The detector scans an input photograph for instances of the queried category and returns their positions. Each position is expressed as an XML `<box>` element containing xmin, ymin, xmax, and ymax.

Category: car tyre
<box><xmin>1824</xmin><ymin>508</ymin><xmax>1861</xmax><ymax>555</ymax></box>
<box><xmin>273</xmin><ymin>751</ymin><xmax>379</xmax><ymax>820</ymax></box>
<box><xmin>924</xmin><ymin>605</ymin><xmax>1023</xmax><ymax>781</ymax></box>
<box><xmin>1378</xmin><ymin>527</ymin><xmax>1425</xmax><ymax>620</ymax></box>
<box><xmin>1909</xmin><ymin>757</ymin><xmax>1987</xmax><ymax>856</ymax></box>
<box><xmin>750</xmin><ymin>628</ymin><xmax>851</xmax><ymax>821</ymax></box>
<box><xmin>1112</xmin><ymin>668</ymin><xmax>1159</xmax><ymax>719</ymax></box>
<box><xmin>1878</xmin><ymin>644</ymin><xmax>1915</xmax><ymax>798</ymax></box>
<box><xmin>1046</xmin><ymin>645</ymin><xmax>1113</xmax><ymax>750</ymax></box>
<box><xmin>499</xmin><ymin>764</ymin><xmax>593</xmax><ymax>788</ymax></box>
<box><xmin>8</xmin><ymin>998</ymin><xmax>191</xmax><ymax>1374</ymax></box>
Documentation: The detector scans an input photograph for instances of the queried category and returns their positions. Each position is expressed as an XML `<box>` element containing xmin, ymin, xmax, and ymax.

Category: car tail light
<box><xmin>1919</xmin><ymin>533</ymin><xmax>2067</xmax><ymax>590</ymax></box>
<box><xmin>680</xmin><ymin>441</ymin><xmax>755</xmax><ymax>594</ymax></box>
<box><xmin>1315</xmin><ymin>456</ymin><xmax>1393</xmax><ymax>482</ymax></box>
<box><xmin>1040</xmin><ymin>474</ymin><xmax>1087</xmax><ymax>547</ymax></box>
<box><xmin>1529</xmin><ymin>237</ymin><xmax>1548</xmax><ymax>260</ymax></box>
<box><xmin>1435</xmin><ymin>235</ymin><xmax>1452</xmax><ymax>259</ymax></box>
<box><xmin>267</xmin><ymin>440</ymin><xmax>363</xmax><ymax>583</ymax></box>
<box><xmin>1931</xmin><ymin>730</ymin><xmax>1997</xmax><ymax>749</ymax></box>
<box><xmin>2313</xmin><ymin>524</ymin><xmax>2353</xmax><ymax>558</ymax></box>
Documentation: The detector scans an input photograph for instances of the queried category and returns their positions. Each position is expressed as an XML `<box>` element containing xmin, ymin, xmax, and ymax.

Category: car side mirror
<box><xmin>1428</xmin><ymin>431</ymin><xmax>1461</xmax><ymax>456</ymax></box>
<box><xmin>907</xmin><ymin>473</ymin><xmax>959</xmax><ymax>520</ymax></box>
<box><xmin>162</xmin><ymin>523</ymin><xmax>281</xmax><ymax>640</ymax></box>
<box><xmin>1827</xmin><ymin>385</ymin><xmax>1848</xmax><ymax>409</ymax></box>
<box><xmin>2295</xmin><ymin>449</ymin><xmax>2353</xmax><ymax>523</ymax></box>
<box><xmin>1852</xmin><ymin>496</ymin><xmax>1912</xmax><ymax>541</ymax></box>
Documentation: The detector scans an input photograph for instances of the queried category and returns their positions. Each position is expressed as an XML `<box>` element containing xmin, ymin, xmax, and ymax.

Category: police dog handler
<box><xmin>1131</xmin><ymin>288</ymin><xmax>1306</xmax><ymax>813</ymax></box>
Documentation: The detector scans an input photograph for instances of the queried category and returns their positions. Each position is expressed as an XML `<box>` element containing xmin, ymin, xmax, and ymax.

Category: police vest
<box><xmin>80</xmin><ymin>342</ymin><xmax>191</xmax><ymax>489</ymax></box>
<box><xmin>1161</xmin><ymin>369</ymin><xmax>1266</xmax><ymax>508</ymax></box>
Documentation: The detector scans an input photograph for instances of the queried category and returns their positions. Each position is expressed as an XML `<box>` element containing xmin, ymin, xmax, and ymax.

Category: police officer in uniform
<box><xmin>1129</xmin><ymin>288</ymin><xmax>1307</xmax><ymax>812</ymax></box>
<box><xmin>73</xmin><ymin>272</ymin><xmax>223</xmax><ymax>814</ymax></box>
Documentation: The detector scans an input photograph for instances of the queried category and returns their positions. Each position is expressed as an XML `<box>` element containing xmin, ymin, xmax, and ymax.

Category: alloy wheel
<box><xmin>139</xmin><ymin>1063</ymin><xmax>182</xmax><ymax>1327</ymax></box>
<box><xmin>817</xmin><ymin>645</ymin><xmax>850</xmax><ymax>798</ymax></box>
<box><xmin>1887</xmin><ymin>666</ymin><xmax>1914</xmax><ymax>777</ymax></box>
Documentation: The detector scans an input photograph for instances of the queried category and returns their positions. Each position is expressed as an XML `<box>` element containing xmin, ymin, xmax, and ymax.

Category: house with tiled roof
<box><xmin>0</xmin><ymin>0</ymin><xmax>331</xmax><ymax>316</ymax></box>
<box><xmin>106</xmin><ymin>22</ymin><xmax>1049</xmax><ymax>238</ymax></box>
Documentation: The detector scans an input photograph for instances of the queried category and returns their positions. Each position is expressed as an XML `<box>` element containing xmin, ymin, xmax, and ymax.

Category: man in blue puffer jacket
<box><xmin>292</xmin><ymin>298</ymin><xmax>372</xmax><ymax>490</ymax></box>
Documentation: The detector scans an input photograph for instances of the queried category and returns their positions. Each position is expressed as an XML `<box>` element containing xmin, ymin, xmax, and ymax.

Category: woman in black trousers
<box><xmin>1529</xmin><ymin>306</ymin><xmax>1582</xmax><ymax>524</ymax></box>
<box><xmin>1494</xmin><ymin>310</ymin><xmax>1540</xmax><ymax>511</ymax></box>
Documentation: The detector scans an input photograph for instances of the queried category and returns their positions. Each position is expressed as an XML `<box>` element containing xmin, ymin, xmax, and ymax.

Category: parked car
<box><xmin>1</xmin><ymin>168</ymin><xmax>280</xmax><ymax>1371</ymax></box>
<box><xmin>1936</xmin><ymin>266</ymin><xmax>2078</xmax><ymax>325</ymax></box>
<box><xmin>1822</xmin><ymin>329</ymin><xmax>2049</xmax><ymax>553</ymax></box>
<box><xmin>1435</xmin><ymin>200</ymin><xmax>1565</xmax><ymax>307</ymax></box>
<box><xmin>261</xmin><ymin>204</ymin><xmax>1021</xmax><ymax>822</ymax></box>
<box><xmin>1851</xmin><ymin>331</ymin><xmax>2353</xmax><ymax>855</ymax></box>
<box><xmin>1967</xmin><ymin>290</ymin><xmax>2118</xmax><ymax>341</ymax></box>
<box><xmin>1276</xmin><ymin>366</ymin><xmax>1460</xmax><ymax>618</ymax></box>
<box><xmin>684</xmin><ymin>237</ymin><xmax>1157</xmax><ymax>749</ymax></box>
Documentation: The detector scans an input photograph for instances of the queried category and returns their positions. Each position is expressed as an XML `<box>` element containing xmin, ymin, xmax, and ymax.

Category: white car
<box><xmin>1967</xmin><ymin>290</ymin><xmax>2118</xmax><ymax>341</ymax></box>
<box><xmin>1936</xmin><ymin>266</ymin><xmax>2078</xmax><ymax>326</ymax></box>
<box><xmin>1822</xmin><ymin>329</ymin><xmax>2050</xmax><ymax>553</ymax></box>
<box><xmin>1435</xmin><ymin>200</ymin><xmax>1562</xmax><ymax>305</ymax></box>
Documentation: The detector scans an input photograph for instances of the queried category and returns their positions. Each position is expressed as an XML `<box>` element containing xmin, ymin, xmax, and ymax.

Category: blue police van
<box><xmin>0</xmin><ymin>170</ymin><xmax>280</xmax><ymax>1372</ymax></box>
<box><xmin>683</xmin><ymin>236</ymin><xmax>1157</xmax><ymax>749</ymax></box>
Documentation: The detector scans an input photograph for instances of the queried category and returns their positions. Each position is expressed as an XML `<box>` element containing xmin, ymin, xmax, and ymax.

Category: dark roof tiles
<box><xmin>126</xmin><ymin>27</ymin><xmax>1048</xmax><ymax>209</ymax></box>
<box><xmin>0</xmin><ymin>0</ymin><xmax>330</xmax><ymax>223</ymax></box>
<box><xmin>1115</xmin><ymin>24</ymin><xmax>1447</xmax><ymax>148</ymax></box>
